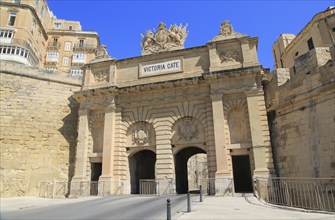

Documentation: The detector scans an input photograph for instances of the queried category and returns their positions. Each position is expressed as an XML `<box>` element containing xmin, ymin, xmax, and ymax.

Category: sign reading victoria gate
<box><xmin>70</xmin><ymin>21</ymin><xmax>274</xmax><ymax>196</ymax></box>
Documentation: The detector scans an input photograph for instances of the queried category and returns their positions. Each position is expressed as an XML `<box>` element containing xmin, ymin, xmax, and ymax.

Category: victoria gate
<box><xmin>70</xmin><ymin>21</ymin><xmax>274</xmax><ymax>196</ymax></box>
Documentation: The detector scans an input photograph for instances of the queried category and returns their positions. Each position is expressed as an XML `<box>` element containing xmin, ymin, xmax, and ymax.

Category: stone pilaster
<box><xmin>72</xmin><ymin>108</ymin><xmax>90</xmax><ymax>182</ymax></box>
<box><xmin>246</xmin><ymin>92</ymin><xmax>270</xmax><ymax>177</ymax></box>
<box><xmin>99</xmin><ymin>105</ymin><xmax>117</xmax><ymax>181</ymax></box>
<box><xmin>154</xmin><ymin>118</ymin><xmax>174</xmax><ymax>180</ymax></box>
<box><xmin>210</xmin><ymin>93</ymin><xmax>230</xmax><ymax>177</ymax></box>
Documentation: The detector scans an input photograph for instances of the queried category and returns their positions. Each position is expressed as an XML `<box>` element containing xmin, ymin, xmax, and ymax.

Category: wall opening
<box><xmin>129</xmin><ymin>150</ymin><xmax>156</xmax><ymax>194</ymax></box>
<box><xmin>90</xmin><ymin>162</ymin><xmax>102</xmax><ymax>195</ymax></box>
<box><xmin>175</xmin><ymin>147</ymin><xmax>207</xmax><ymax>194</ymax></box>
<box><xmin>231</xmin><ymin>155</ymin><xmax>253</xmax><ymax>193</ymax></box>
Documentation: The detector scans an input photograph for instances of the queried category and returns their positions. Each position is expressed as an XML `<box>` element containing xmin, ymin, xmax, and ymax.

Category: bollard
<box><xmin>187</xmin><ymin>192</ymin><xmax>191</xmax><ymax>212</ymax></box>
<box><xmin>199</xmin><ymin>185</ymin><xmax>203</xmax><ymax>202</ymax></box>
<box><xmin>167</xmin><ymin>199</ymin><xmax>171</xmax><ymax>220</ymax></box>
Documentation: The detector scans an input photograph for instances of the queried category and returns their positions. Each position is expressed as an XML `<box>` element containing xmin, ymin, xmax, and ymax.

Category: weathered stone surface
<box><xmin>0</xmin><ymin>61</ymin><xmax>81</xmax><ymax>197</ymax></box>
<box><xmin>264</xmin><ymin>48</ymin><xmax>335</xmax><ymax>178</ymax></box>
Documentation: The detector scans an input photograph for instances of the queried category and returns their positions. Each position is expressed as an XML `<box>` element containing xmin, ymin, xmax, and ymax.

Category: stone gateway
<box><xmin>70</xmin><ymin>21</ymin><xmax>274</xmax><ymax>195</ymax></box>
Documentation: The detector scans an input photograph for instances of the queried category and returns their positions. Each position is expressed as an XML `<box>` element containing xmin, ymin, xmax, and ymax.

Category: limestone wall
<box><xmin>0</xmin><ymin>61</ymin><xmax>81</xmax><ymax>197</ymax></box>
<box><xmin>265</xmin><ymin>49</ymin><xmax>335</xmax><ymax>178</ymax></box>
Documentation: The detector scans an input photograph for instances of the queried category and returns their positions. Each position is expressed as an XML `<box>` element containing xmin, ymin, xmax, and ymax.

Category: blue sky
<box><xmin>48</xmin><ymin>0</ymin><xmax>333</xmax><ymax>70</ymax></box>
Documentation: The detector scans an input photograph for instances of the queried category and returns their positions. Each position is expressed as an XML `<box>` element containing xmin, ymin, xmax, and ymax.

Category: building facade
<box><xmin>272</xmin><ymin>6</ymin><xmax>335</xmax><ymax>69</ymax></box>
<box><xmin>70</xmin><ymin>21</ymin><xmax>274</xmax><ymax>195</ymax></box>
<box><xmin>0</xmin><ymin>0</ymin><xmax>100</xmax><ymax>75</ymax></box>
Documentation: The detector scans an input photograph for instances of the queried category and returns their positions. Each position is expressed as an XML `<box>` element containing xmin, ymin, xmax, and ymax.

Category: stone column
<box><xmin>210</xmin><ymin>93</ymin><xmax>230</xmax><ymax>177</ymax></box>
<box><xmin>99</xmin><ymin>104</ymin><xmax>116</xmax><ymax>195</ymax></box>
<box><xmin>246</xmin><ymin>92</ymin><xmax>270</xmax><ymax>177</ymax></box>
<box><xmin>71</xmin><ymin>108</ymin><xmax>90</xmax><ymax>196</ymax></box>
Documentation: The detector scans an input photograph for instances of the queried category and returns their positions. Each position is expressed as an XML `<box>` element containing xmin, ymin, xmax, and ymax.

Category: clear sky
<box><xmin>48</xmin><ymin>0</ymin><xmax>333</xmax><ymax>70</ymax></box>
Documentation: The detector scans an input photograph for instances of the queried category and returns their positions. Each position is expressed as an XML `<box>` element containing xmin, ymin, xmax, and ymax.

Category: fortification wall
<box><xmin>0</xmin><ymin>61</ymin><xmax>82</xmax><ymax>197</ymax></box>
<box><xmin>264</xmin><ymin>48</ymin><xmax>335</xmax><ymax>178</ymax></box>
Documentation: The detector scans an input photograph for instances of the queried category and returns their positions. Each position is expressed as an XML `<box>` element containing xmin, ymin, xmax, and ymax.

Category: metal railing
<box><xmin>139</xmin><ymin>179</ymin><xmax>174</xmax><ymax>195</ymax></box>
<box><xmin>200</xmin><ymin>177</ymin><xmax>235</xmax><ymax>196</ymax></box>
<box><xmin>40</xmin><ymin>181</ymin><xmax>126</xmax><ymax>198</ymax></box>
<box><xmin>255</xmin><ymin>177</ymin><xmax>335</xmax><ymax>212</ymax></box>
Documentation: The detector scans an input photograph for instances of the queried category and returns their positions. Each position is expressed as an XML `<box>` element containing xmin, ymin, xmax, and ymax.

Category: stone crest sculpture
<box><xmin>141</xmin><ymin>22</ymin><xmax>188</xmax><ymax>55</ymax></box>
<box><xmin>210</xmin><ymin>20</ymin><xmax>246</xmax><ymax>42</ymax></box>
<box><xmin>132</xmin><ymin>122</ymin><xmax>151</xmax><ymax>144</ymax></box>
<box><xmin>178</xmin><ymin>118</ymin><xmax>198</xmax><ymax>141</ymax></box>
<box><xmin>95</xmin><ymin>45</ymin><xmax>109</xmax><ymax>59</ymax></box>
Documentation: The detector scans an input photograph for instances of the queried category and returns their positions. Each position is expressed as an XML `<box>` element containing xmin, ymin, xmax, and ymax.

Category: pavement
<box><xmin>1</xmin><ymin>195</ymin><xmax>334</xmax><ymax>220</ymax></box>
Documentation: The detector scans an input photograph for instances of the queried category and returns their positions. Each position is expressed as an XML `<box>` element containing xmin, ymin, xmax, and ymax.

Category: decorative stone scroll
<box><xmin>132</xmin><ymin>122</ymin><xmax>151</xmax><ymax>144</ymax></box>
<box><xmin>210</xmin><ymin>20</ymin><xmax>246</xmax><ymax>42</ymax></box>
<box><xmin>141</xmin><ymin>22</ymin><xmax>188</xmax><ymax>55</ymax></box>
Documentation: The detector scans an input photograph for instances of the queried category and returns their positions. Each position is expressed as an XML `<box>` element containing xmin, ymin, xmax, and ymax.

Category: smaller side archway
<box><xmin>175</xmin><ymin>147</ymin><xmax>206</xmax><ymax>194</ymax></box>
<box><xmin>129</xmin><ymin>150</ymin><xmax>156</xmax><ymax>194</ymax></box>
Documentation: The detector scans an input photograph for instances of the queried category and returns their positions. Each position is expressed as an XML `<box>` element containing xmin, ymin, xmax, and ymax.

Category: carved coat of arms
<box><xmin>141</xmin><ymin>22</ymin><xmax>188</xmax><ymax>55</ymax></box>
<box><xmin>178</xmin><ymin>118</ymin><xmax>198</xmax><ymax>141</ymax></box>
<box><xmin>132</xmin><ymin>123</ymin><xmax>150</xmax><ymax>144</ymax></box>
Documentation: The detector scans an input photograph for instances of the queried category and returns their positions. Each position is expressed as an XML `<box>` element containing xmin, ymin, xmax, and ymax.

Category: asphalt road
<box><xmin>1</xmin><ymin>195</ymin><xmax>189</xmax><ymax>220</ymax></box>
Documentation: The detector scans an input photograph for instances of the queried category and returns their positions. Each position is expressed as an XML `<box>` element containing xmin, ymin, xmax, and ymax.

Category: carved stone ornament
<box><xmin>141</xmin><ymin>22</ymin><xmax>188</xmax><ymax>55</ymax></box>
<box><xmin>210</xmin><ymin>20</ymin><xmax>246</xmax><ymax>42</ymax></box>
<box><xmin>95</xmin><ymin>45</ymin><xmax>109</xmax><ymax>59</ymax></box>
<box><xmin>219</xmin><ymin>50</ymin><xmax>241</xmax><ymax>63</ymax></box>
<box><xmin>132</xmin><ymin>122</ymin><xmax>151</xmax><ymax>144</ymax></box>
<box><xmin>92</xmin><ymin>69</ymin><xmax>109</xmax><ymax>82</ymax></box>
<box><xmin>178</xmin><ymin>118</ymin><xmax>198</xmax><ymax>141</ymax></box>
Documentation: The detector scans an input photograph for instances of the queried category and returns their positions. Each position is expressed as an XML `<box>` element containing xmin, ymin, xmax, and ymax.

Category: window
<box><xmin>41</xmin><ymin>5</ymin><xmax>45</xmax><ymax>15</ymax></box>
<box><xmin>79</xmin><ymin>39</ymin><xmax>84</xmax><ymax>47</ymax></box>
<box><xmin>52</xmin><ymin>37</ymin><xmax>58</xmax><ymax>46</ymax></box>
<box><xmin>332</xmin><ymin>27</ymin><xmax>335</xmax><ymax>32</ymax></box>
<box><xmin>36</xmin><ymin>0</ymin><xmax>39</xmax><ymax>5</ymax></box>
<box><xmin>0</xmin><ymin>29</ymin><xmax>15</xmax><ymax>39</ymax></box>
<box><xmin>64</xmin><ymin>42</ymin><xmax>71</xmax><ymax>51</ymax></box>
<box><xmin>54</xmin><ymin>22</ymin><xmax>61</xmax><ymax>29</ymax></box>
<box><xmin>69</xmin><ymin>26</ymin><xmax>72</xmax><ymax>30</ymax></box>
<box><xmin>62</xmin><ymin>57</ymin><xmax>69</xmax><ymax>66</ymax></box>
<box><xmin>13</xmin><ymin>0</ymin><xmax>20</xmax><ymax>3</ymax></box>
<box><xmin>307</xmin><ymin>38</ymin><xmax>314</xmax><ymax>50</ymax></box>
<box><xmin>31</xmin><ymin>21</ymin><xmax>36</xmax><ymax>33</ymax></box>
<box><xmin>8</xmin><ymin>12</ymin><xmax>16</xmax><ymax>26</ymax></box>
<box><xmin>37</xmin><ymin>31</ymin><xmax>41</xmax><ymax>41</ymax></box>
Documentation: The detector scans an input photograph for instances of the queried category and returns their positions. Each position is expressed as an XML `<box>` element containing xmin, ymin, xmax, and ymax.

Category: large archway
<box><xmin>129</xmin><ymin>150</ymin><xmax>156</xmax><ymax>194</ymax></box>
<box><xmin>175</xmin><ymin>147</ymin><xmax>207</xmax><ymax>194</ymax></box>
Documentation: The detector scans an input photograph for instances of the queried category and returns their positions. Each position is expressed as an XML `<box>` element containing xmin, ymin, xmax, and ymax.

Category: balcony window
<box><xmin>72</xmin><ymin>52</ymin><xmax>86</xmax><ymax>63</ymax></box>
<box><xmin>70</xmin><ymin>68</ymin><xmax>83</xmax><ymax>76</ymax></box>
<box><xmin>46</xmin><ymin>67</ymin><xmax>56</xmax><ymax>72</ymax></box>
<box><xmin>8</xmin><ymin>12</ymin><xmax>16</xmax><ymax>26</ymax></box>
<box><xmin>0</xmin><ymin>29</ymin><xmax>15</xmax><ymax>43</ymax></box>
<box><xmin>46</xmin><ymin>51</ymin><xmax>59</xmax><ymax>62</ymax></box>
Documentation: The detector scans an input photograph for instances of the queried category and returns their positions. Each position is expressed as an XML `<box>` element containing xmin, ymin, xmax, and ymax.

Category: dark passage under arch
<box><xmin>129</xmin><ymin>150</ymin><xmax>156</xmax><ymax>194</ymax></box>
<box><xmin>175</xmin><ymin>147</ymin><xmax>206</xmax><ymax>194</ymax></box>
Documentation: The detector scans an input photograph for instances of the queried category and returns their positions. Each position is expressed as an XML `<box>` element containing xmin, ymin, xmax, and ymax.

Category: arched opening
<box><xmin>175</xmin><ymin>147</ymin><xmax>207</xmax><ymax>194</ymax></box>
<box><xmin>129</xmin><ymin>150</ymin><xmax>156</xmax><ymax>194</ymax></box>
